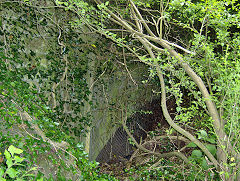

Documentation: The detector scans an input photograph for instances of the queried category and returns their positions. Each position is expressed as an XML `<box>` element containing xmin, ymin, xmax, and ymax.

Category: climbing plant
<box><xmin>0</xmin><ymin>0</ymin><xmax>95</xmax><ymax>138</ymax></box>
<box><xmin>0</xmin><ymin>1</ymin><xmax>118</xmax><ymax>180</ymax></box>
<box><xmin>53</xmin><ymin>0</ymin><xmax>240</xmax><ymax>180</ymax></box>
<box><xmin>1</xmin><ymin>0</ymin><xmax>240</xmax><ymax>180</ymax></box>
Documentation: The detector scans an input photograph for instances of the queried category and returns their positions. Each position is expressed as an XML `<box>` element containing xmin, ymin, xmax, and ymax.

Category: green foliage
<box><xmin>127</xmin><ymin>158</ymin><xmax>217</xmax><ymax>180</ymax></box>
<box><xmin>1</xmin><ymin>0</ymin><xmax>239</xmax><ymax>180</ymax></box>
<box><xmin>56</xmin><ymin>0</ymin><xmax>240</xmax><ymax>179</ymax></box>
<box><xmin>0</xmin><ymin>0</ymin><xmax>94</xmax><ymax>137</ymax></box>
<box><xmin>0</xmin><ymin>145</ymin><xmax>39</xmax><ymax>181</ymax></box>
<box><xmin>0</xmin><ymin>32</ymin><xmax>116</xmax><ymax>181</ymax></box>
<box><xmin>0</xmin><ymin>1</ymin><xmax>118</xmax><ymax>180</ymax></box>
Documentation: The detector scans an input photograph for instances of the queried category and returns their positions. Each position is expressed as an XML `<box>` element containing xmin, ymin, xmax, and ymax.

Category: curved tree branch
<box><xmin>129</xmin><ymin>0</ymin><xmax>155</xmax><ymax>37</ymax></box>
<box><xmin>155</xmin><ymin>64</ymin><xmax>219</xmax><ymax>168</ymax></box>
<box><xmin>135</xmin><ymin>35</ymin><xmax>219</xmax><ymax>169</ymax></box>
<box><xmin>121</xmin><ymin>109</ymin><xmax>190</xmax><ymax>165</ymax></box>
<box><xmin>94</xmin><ymin>0</ymin><xmax>194</xmax><ymax>55</ymax></box>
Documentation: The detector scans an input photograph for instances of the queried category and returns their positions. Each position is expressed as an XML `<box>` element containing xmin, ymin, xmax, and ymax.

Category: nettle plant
<box><xmin>55</xmin><ymin>0</ymin><xmax>240</xmax><ymax>179</ymax></box>
<box><xmin>0</xmin><ymin>145</ymin><xmax>39</xmax><ymax>181</ymax></box>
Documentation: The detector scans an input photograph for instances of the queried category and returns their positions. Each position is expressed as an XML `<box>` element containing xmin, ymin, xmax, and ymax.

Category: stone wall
<box><xmin>89</xmin><ymin>64</ymin><xmax>154</xmax><ymax>160</ymax></box>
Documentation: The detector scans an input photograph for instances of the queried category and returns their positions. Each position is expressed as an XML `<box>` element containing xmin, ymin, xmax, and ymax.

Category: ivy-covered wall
<box><xmin>0</xmin><ymin>0</ymin><xmax>155</xmax><ymax>164</ymax></box>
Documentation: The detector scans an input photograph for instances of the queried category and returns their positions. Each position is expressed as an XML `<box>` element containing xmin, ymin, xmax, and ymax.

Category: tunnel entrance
<box><xmin>96</xmin><ymin>98</ymin><xmax>176</xmax><ymax>163</ymax></box>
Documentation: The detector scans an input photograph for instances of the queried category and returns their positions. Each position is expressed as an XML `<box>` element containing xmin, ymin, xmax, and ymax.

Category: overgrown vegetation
<box><xmin>0</xmin><ymin>1</ymin><xmax>115</xmax><ymax>180</ymax></box>
<box><xmin>0</xmin><ymin>40</ymin><xmax>116</xmax><ymax>180</ymax></box>
<box><xmin>1</xmin><ymin>0</ymin><xmax>240</xmax><ymax>180</ymax></box>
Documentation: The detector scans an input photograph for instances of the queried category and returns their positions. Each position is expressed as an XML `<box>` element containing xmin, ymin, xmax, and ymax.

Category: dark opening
<box><xmin>96</xmin><ymin>98</ymin><xmax>176</xmax><ymax>163</ymax></box>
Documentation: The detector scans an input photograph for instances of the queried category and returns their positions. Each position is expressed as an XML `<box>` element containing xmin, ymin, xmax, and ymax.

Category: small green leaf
<box><xmin>4</xmin><ymin>150</ymin><xmax>11</xmax><ymax>160</ymax></box>
<box><xmin>10</xmin><ymin>82</ymin><xmax>16</xmax><ymax>87</ymax></box>
<box><xmin>6</xmin><ymin>159</ymin><xmax>13</xmax><ymax>168</ymax></box>
<box><xmin>191</xmin><ymin>150</ymin><xmax>202</xmax><ymax>158</ymax></box>
<box><xmin>0</xmin><ymin>178</ymin><xmax>6</xmax><ymax>181</ymax></box>
<box><xmin>14</xmin><ymin>156</ymin><xmax>25</xmax><ymax>163</ymax></box>
<box><xmin>198</xmin><ymin>130</ymin><xmax>208</xmax><ymax>139</ymax></box>
<box><xmin>56</xmin><ymin>0</ymin><xmax>64</xmax><ymax>5</ymax></box>
<box><xmin>201</xmin><ymin>158</ymin><xmax>208</xmax><ymax>170</ymax></box>
<box><xmin>6</xmin><ymin>168</ymin><xmax>18</xmax><ymax>178</ymax></box>
<box><xmin>8</xmin><ymin>145</ymin><xmax>23</xmax><ymax>156</ymax></box>
<box><xmin>187</xmin><ymin>142</ymin><xmax>197</xmax><ymax>147</ymax></box>
<box><xmin>205</xmin><ymin>144</ymin><xmax>217</xmax><ymax>156</ymax></box>
<box><xmin>207</xmin><ymin>137</ymin><xmax>216</xmax><ymax>144</ymax></box>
